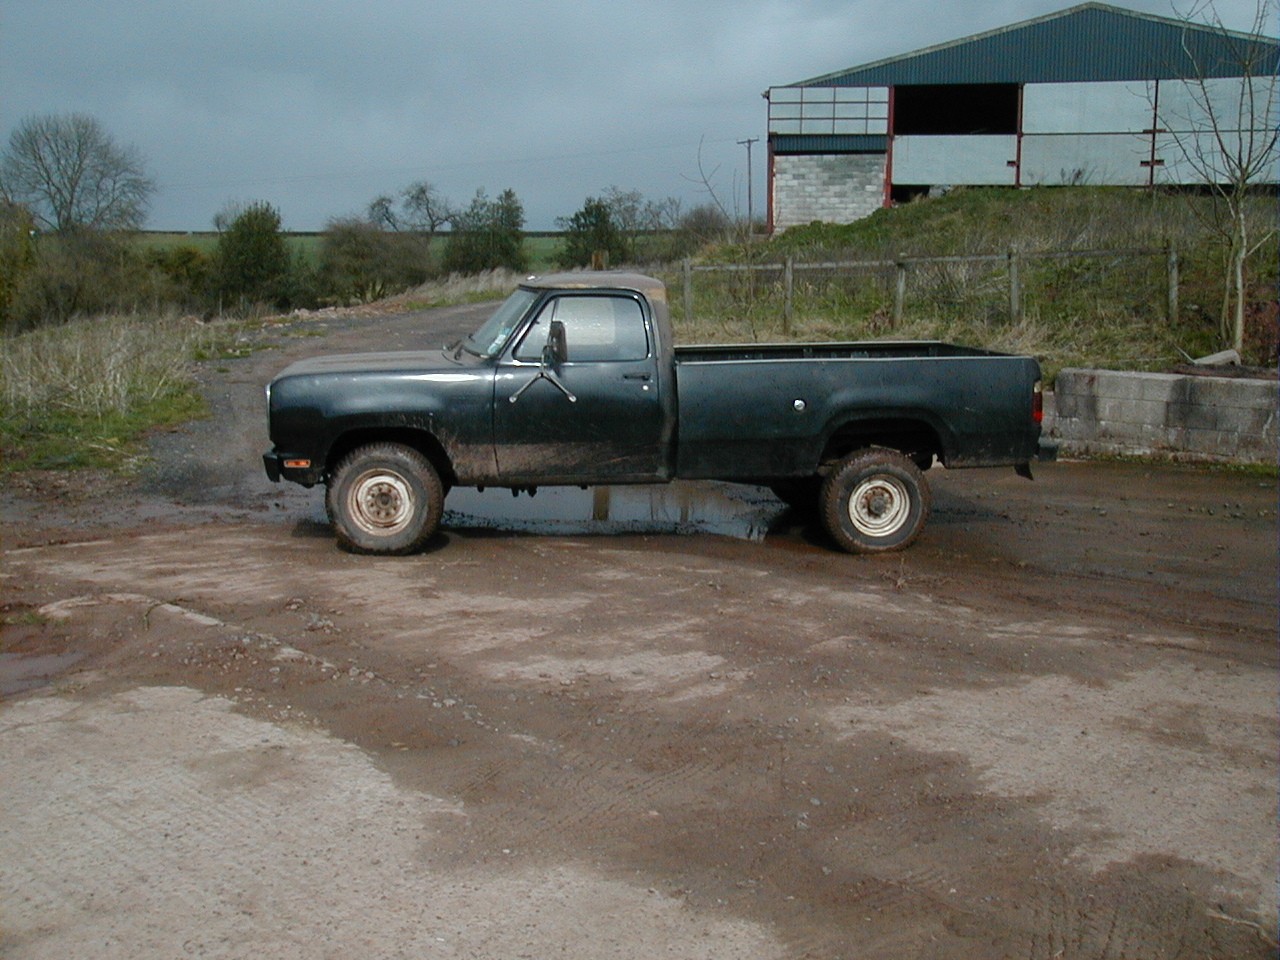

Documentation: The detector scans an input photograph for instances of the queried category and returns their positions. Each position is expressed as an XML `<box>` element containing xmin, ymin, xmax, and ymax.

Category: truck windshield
<box><xmin>461</xmin><ymin>288</ymin><xmax>540</xmax><ymax>358</ymax></box>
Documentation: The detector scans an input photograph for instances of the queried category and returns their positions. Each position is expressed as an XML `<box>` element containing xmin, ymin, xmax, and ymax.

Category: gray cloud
<box><xmin>1</xmin><ymin>0</ymin><xmax>1266</xmax><ymax>229</ymax></box>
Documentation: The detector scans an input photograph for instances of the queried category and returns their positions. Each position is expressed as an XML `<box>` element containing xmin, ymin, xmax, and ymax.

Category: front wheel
<box><xmin>820</xmin><ymin>449</ymin><xmax>930</xmax><ymax>554</ymax></box>
<box><xmin>326</xmin><ymin>443</ymin><xmax>444</xmax><ymax>555</ymax></box>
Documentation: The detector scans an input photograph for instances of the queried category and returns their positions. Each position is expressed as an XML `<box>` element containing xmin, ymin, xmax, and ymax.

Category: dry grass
<box><xmin>394</xmin><ymin>269</ymin><xmax>526</xmax><ymax>310</ymax></box>
<box><xmin>2</xmin><ymin>314</ymin><xmax>211</xmax><ymax>416</ymax></box>
<box><xmin>1</xmin><ymin>313</ymin><xmax>222</xmax><ymax>469</ymax></box>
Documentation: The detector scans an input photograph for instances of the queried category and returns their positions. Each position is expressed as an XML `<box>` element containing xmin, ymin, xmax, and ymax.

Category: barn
<box><xmin>764</xmin><ymin>2</ymin><xmax>1279</xmax><ymax>231</ymax></box>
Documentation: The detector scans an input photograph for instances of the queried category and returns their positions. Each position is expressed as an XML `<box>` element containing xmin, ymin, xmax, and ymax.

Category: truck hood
<box><xmin>273</xmin><ymin>350</ymin><xmax>460</xmax><ymax>379</ymax></box>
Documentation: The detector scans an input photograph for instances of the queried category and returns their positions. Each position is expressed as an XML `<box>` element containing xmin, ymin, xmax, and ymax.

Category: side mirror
<box><xmin>511</xmin><ymin>318</ymin><xmax>577</xmax><ymax>404</ymax></box>
<box><xmin>543</xmin><ymin>319</ymin><xmax>568</xmax><ymax>366</ymax></box>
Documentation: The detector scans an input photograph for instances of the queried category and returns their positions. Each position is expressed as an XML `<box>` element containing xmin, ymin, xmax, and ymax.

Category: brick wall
<box><xmin>772</xmin><ymin>154</ymin><xmax>886</xmax><ymax>229</ymax></box>
<box><xmin>1050</xmin><ymin>369</ymin><xmax>1278</xmax><ymax>464</ymax></box>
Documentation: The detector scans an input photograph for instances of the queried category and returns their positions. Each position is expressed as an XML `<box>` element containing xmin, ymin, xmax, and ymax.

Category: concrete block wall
<box><xmin>1050</xmin><ymin>368</ymin><xmax>1278</xmax><ymax>463</ymax></box>
<box><xmin>772</xmin><ymin>154</ymin><xmax>886</xmax><ymax>229</ymax></box>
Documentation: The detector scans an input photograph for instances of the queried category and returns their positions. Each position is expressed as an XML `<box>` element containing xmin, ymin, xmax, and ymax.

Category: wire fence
<box><xmin>672</xmin><ymin>245</ymin><xmax>1182</xmax><ymax>335</ymax></box>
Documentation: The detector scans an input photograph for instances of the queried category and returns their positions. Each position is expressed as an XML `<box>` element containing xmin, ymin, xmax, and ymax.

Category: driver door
<box><xmin>493</xmin><ymin>292</ymin><xmax>667</xmax><ymax>483</ymax></box>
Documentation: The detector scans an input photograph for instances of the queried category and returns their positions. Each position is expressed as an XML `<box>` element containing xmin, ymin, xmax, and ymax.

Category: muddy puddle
<box><xmin>442</xmin><ymin>481</ymin><xmax>786</xmax><ymax>541</ymax></box>
<box><xmin>0</xmin><ymin>651</ymin><xmax>86</xmax><ymax>697</ymax></box>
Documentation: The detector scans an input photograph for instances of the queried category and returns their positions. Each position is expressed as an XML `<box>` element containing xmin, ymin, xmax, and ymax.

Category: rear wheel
<box><xmin>820</xmin><ymin>449</ymin><xmax>930</xmax><ymax>554</ymax></box>
<box><xmin>326</xmin><ymin>443</ymin><xmax>444</xmax><ymax>555</ymax></box>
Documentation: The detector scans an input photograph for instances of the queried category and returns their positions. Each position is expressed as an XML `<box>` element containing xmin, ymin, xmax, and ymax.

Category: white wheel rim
<box><xmin>347</xmin><ymin>470</ymin><xmax>414</xmax><ymax>536</ymax></box>
<box><xmin>847</xmin><ymin>475</ymin><xmax>912</xmax><ymax>538</ymax></box>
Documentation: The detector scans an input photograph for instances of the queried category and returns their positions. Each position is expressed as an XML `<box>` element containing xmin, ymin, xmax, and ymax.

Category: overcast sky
<box><xmin>0</xmin><ymin>0</ymin><xmax>1267</xmax><ymax>231</ymax></box>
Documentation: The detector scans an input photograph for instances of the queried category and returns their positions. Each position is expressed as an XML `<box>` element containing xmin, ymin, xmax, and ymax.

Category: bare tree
<box><xmin>644</xmin><ymin>195</ymin><xmax>685</xmax><ymax>232</ymax></box>
<box><xmin>1162</xmin><ymin>0</ymin><xmax>1278</xmax><ymax>353</ymax></box>
<box><xmin>212</xmin><ymin>200</ymin><xmax>248</xmax><ymax>234</ymax></box>
<box><xmin>368</xmin><ymin>180</ymin><xmax>453</xmax><ymax>240</ymax></box>
<box><xmin>678</xmin><ymin>203</ymin><xmax>732</xmax><ymax>245</ymax></box>
<box><xmin>366</xmin><ymin>194</ymin><xmax>397</xmax><ymax>230</ymax></box>
<box><xmin>401</xmin><ymin>181</ymin><xmax>453</xmax><ymax>237</ymax></box>
<box><xmin>0</xmin><ymin>113</ymin><xmax>154</xmax><ymax>232</ymax></box>
<box><xmin>684</xmin><ymin>137</ymin><xmax>740</xmax><ymax>229</ymax></box>
<box><xmin>684</xmin><ymin>136</ymin><xmax>759</xmax><ymax>250</ymax></box>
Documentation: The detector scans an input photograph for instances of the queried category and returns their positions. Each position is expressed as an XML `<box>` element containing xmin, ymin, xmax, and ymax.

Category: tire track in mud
<box><xmin>443</xmin><ymin>709</ymin><xmax>761</xmax><ymax>862</ymax></box>
<box><xmin>441</xmin><ymin>698</ymin><xmax>978</xmax><ymax>960</ymax></box>
<box><xmin>1019</xmin><ymin>881</ymin><xmax>1250</xmax><ymax>960</ymax></box>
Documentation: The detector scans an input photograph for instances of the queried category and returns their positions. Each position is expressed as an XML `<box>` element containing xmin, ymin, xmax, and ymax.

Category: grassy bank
<box><xmin>0</xmin><ymin>315</ymin><xmax>229</xmax><ymax>470</ymax></box>
<box><xmin>663</xmin><ymin>187</ymin><xmax>1278</xmax><ymax>379</ymax></box>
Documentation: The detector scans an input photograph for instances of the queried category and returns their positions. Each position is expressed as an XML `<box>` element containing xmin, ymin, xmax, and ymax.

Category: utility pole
<box><xmin>737</xmin><ymin>137</ymin><xmax>759</xmax><ymax>233</ymax></box>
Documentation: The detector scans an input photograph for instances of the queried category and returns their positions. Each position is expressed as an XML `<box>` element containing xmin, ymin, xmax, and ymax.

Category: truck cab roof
<box><xmin>519</xmin><ymin>272</ymin><xmax>668</xmax><ymax>304</ymax></box>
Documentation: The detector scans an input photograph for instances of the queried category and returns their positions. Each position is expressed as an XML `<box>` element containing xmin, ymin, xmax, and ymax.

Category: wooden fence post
<box><xmin>682</xmin><ymin>258</ymin><xmax>693</xmax><ymax>324</ymax></box>
<box><xmin>1008</xmin><ymin>246</ymin><xmax>1022</xmax><ymax>323</ymax></box>
<box><xmin>783</xmin><ymin>256</ymin><xmax>794</xmax><ymax>335</ymax></box>
<box><xmin>1166</xmin><ymin>243</ymin><xmax>1179</xmax><ymax>324</ymax></box>
<box><xmin>893</xmin><ymin>257</ymin><xmax>907</xmax><ymax>325</ymax></box>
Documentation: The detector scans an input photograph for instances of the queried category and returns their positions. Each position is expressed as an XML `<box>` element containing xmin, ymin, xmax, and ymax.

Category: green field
<box><xmin>136</xmin><ymin>232</ymin><xmax>562</xmax><ymax>272</ymax></box>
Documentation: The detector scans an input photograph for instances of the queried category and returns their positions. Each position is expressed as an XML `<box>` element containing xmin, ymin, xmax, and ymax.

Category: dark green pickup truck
<box><xmin>264</xmin><ymin>272</ymin><xmax>1051</xmax><ymax>555</ymax></box>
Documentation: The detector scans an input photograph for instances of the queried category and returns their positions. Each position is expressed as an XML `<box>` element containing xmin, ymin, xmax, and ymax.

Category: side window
<box><xmin>513</xmin><ymin>295</ymin><xmax>649</xmax><ymax>363</ymax></box>
<box><xmin>513</xmin><ymin>302</ymin><xmax>555</xmax><ymax>362</ymax></box>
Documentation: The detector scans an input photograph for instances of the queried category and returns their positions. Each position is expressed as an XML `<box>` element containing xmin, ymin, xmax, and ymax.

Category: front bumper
<box><xmin>263</xmin><ymin>450</ymin><xmax>282</xmax><ymax>482</ymax></box>
<box><xmin>263</xmin><ymin>450</ymin><xmax>324</xmax><ymax>488</ymax></box>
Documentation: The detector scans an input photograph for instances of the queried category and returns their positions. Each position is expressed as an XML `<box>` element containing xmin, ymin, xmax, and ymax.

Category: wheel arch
<box><xmin>325</xmin><ymin>428</ymin><xmax>457</xmax><ymax>488</ymax></box>
<box><xmin>819</xmin><ymin>413</ymin><xmax>950</xmax><ymax>469</ymax></box>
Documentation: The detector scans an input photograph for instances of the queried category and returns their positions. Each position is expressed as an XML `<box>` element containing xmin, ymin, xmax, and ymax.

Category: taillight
<box><xmin>1032</xmin><ymin>380</ymin><xmax>1044</xmax><ymax>424</ymax></box>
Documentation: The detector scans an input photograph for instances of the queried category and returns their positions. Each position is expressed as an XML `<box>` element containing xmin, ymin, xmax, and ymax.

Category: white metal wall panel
<box><xmin>1154</xmin><ymin>131</ymin><xmax>1280</xmax><ymax>184</ymax></box>
<box><xmin>1020</xmin><ymin>134</ymin><xmax>1153</xmax><ymax>185</ymax></box>
<box><xmin>892</xmin><ymin>136</ymin><xmax>1017</xmax><ymax>184</ymax></box>
<box><xmin>1157</xmin><ymin>76</ymin><xmax>1278</xmax><ymax>133</ymax></box>
<box><xmin>1022</xmin><ymin>81</ymin><xmax>1155</xmax><ymax>133</ymax></box>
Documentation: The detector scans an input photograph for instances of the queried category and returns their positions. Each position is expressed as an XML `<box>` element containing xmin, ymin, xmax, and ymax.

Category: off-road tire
<box><xmin>326</xmin><ymin>443</ymin><xmax>444</xmax><ymax>555</ymax></box>
<box><xmin>820</xmin><ymin>449</ymin><xmax>930</xmax><ymax>554</ymax></box>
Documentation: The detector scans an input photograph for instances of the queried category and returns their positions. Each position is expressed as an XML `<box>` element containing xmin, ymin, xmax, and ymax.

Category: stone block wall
<box><xmin>772</xmin><ymin>154</ymin><xmax>886</xmax><ymax>229</ymax></box>
<box><xmin>1050</xmin><ymin>368</ymin><xmax>1278</xmax><ymax>463</ymax></box>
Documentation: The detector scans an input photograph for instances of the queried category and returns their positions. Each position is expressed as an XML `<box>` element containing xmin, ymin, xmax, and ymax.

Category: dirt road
<box><xmin>1</xmin><ymin>301</ymin><xmax>1276</xmax><ymax>959</ymax></box>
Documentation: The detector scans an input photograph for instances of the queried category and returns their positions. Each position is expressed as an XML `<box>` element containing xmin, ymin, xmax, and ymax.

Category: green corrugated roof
<box><xmin>785</xmin><ymin>3</ymin><xmax>1279</xmax><ymax>87</ymax></box>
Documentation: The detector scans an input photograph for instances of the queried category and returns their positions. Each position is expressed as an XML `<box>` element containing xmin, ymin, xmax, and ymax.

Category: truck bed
<box><xmin>674</xmin><ymin>340</ymin><xmax>1007</xmax><ymax>364</ymax></box>
<box><xmin>672</xmin><ymin>343</ymin><xmax>1042</xmax><ymax>480</ymax></box>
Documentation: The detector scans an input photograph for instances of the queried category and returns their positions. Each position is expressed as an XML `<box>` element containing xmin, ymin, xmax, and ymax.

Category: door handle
<box><xmin>622</xmin><ymin>373</ymin><xmax>652</xmax><ymax>381</ymax></box>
